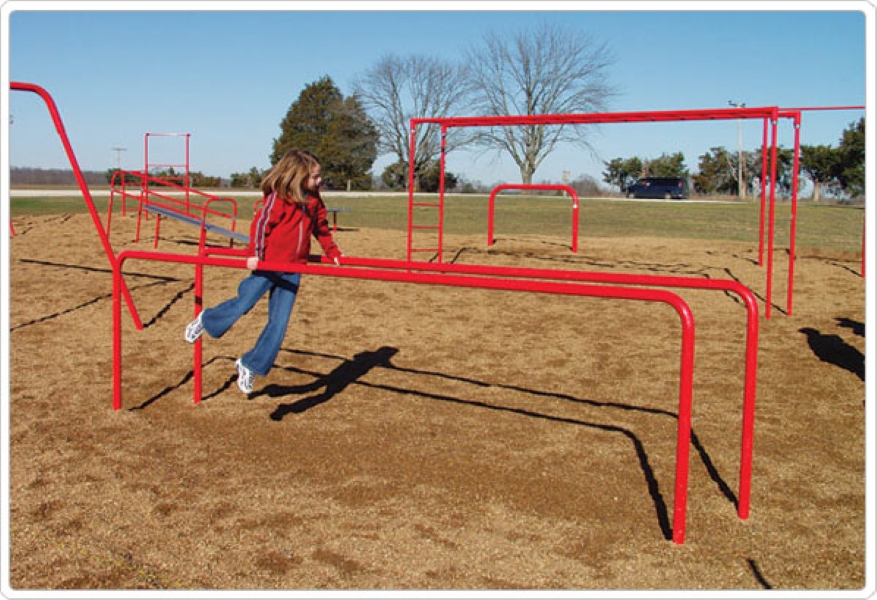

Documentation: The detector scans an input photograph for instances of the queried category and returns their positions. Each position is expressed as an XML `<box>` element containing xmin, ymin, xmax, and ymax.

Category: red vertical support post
<box><xmin>438</xmin><ymin>126</ymin><xmax>447</xmax><ymax>263</ymax></box>
<box><xmin>112</xmin><ymin>255</ymin><xmax>123</xmax><ymax>411</ymax></box>
<box><xmin>185</xmin><ymin>133</ymin><xmax>191</xmax><ymax>215</ymax></box>
<box><xmin>487</xmin><ymin>188</ymin><xmax>497</xmax><ymax>247</ymax></box>
<box><xmin>193</xmin><ymin>257</ymin><xmax>204</xmax><ymax>405</ymax></box>
<box><xmin>406</xmin><ymin>122</ymin><xmax>417</xmax><ymax>262</ymax></box>
<box><xmin>671</xmin><ymin>300</ymin><xmax>695</xmax><ymax>544</ymax></box>
<box><xmin>766</xmin><ymin>115</ymin><xmax>779</xmax><ymax>319</ymax></box>
<box><xmin>571</xmin><ymin>190</ymin><xmax>580</xmax><ymax>254</ymax></box>
<box><xmin>121</xmin><ymin>170</ymin><xmax>128</xmax><ymax>216</ymax></box>
<box><xmin>787</xmin><ymin>112</ymin><xmax>802</xmax><ymax>316</ymax></box>
<box><xmin>758</xmin><ymin>118</ymin><xmax>769</xmax><ymax>267</ymax></box>
<box><xmin>192</xmin><ymin>227</ymin><xmax>210</xmax><ymax>404</ymax></box>
<box><xmin>143</xmin><ymin>133</ymin><xmax>150</xmax><ymax>209</ymax></box>
<box><xmin>153</xmin><ymin>214</ymin><xmax>162</xmax><ymax>249</ymax></box>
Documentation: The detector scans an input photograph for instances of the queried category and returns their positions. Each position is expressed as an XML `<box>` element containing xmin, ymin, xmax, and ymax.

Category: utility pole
<box><xmin>111</xmin><ymin>146</ymin><xmax>127</xmax><ymax>170</ymax></box>
<box><xmin>728</xmin><ymin>100</ymin><xmax>745</xmax><ymax>199</ymax></box>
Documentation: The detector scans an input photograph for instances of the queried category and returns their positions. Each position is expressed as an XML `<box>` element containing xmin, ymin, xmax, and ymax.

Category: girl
<box><xmin>185</xmin><ymin>149</ymin><xmax>342</xmax><ymax>395</ymax></box>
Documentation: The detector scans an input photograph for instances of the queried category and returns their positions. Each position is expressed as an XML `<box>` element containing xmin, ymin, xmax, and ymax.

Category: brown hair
<box><xmin>260</xmin><ymin>149</ymin><xmax>321</xmax><ymax>203</ymax></box>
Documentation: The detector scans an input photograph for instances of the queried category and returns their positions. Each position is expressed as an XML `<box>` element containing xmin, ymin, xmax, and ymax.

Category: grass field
<box><xmin>11</xmin><ymin>190</ymin><xmax>864</xmax><ymax>254</ymax></box>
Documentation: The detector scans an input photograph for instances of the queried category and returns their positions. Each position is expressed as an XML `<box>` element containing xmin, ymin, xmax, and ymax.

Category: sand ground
<box><xmin>6</xmin><ymin>212</ymin><xmax>868</xmax><ymax>592</ymax></box>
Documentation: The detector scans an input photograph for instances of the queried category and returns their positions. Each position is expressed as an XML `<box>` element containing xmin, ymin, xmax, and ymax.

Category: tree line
<box><xmin>602</xmin><ymin>117</ymin><xmax>864</xmax><ymax>201</ymax></box>
<box><xmin>15</xmin><ymin>22</ymin><xmax>861</xmax><ymax>200</ymax></box>
<box><xmin>232</xmin><ymin>24</ymin><xmax>617</xmax><ymax>192</ymax></box>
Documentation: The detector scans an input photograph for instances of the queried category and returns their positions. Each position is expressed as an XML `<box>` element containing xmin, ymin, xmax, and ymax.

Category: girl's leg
<box><xmin>241</xmin><ymin>272</ymin><xmax>301</xmax><ymax>376</ymax></box>
<box><xmin>201</xmin><ymin>271</ymin><xmax>273</xmax><ymax>339</ymax></box>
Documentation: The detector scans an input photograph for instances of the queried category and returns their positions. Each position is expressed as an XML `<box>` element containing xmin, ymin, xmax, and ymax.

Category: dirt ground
<box><xmin>5</xmin><ymin>212</ymin><xmax>868</xmax><ymax>592</ymax></box>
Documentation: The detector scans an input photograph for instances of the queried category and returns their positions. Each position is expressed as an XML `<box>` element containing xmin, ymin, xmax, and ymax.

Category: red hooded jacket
<box><xmin>248</xmin><ymin>191</ymin><xmax>341</xmax><ymax>265</ymax></box>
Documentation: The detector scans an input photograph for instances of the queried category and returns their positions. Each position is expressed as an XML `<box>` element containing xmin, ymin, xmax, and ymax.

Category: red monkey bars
<box><xmin>408</xmin><ymin>107</ymin><xmax>800</xmax><ymax>318</ymax></box>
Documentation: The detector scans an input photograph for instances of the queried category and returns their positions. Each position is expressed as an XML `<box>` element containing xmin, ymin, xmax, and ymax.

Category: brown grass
<box><xmin>7</xmin><ymin>212</ymin><xmax>867</xmax><ymax>591</ymax></box>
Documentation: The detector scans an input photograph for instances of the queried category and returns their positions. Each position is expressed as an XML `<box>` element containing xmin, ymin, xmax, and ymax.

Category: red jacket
<box><xmin>248</xmin><ymin>191</ymin><xmax>341</xmax><ymax>265</ymax></box>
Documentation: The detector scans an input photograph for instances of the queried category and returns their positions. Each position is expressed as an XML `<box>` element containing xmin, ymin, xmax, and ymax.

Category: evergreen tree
<box><xmin>271</xmin><ymin>77</ymin><xmax>378</xmax><ymax>189</ymax></box>
<box><xmin>835</xmin><ymin>117</ymin><xmax>865</xmax><ymax>199</ymax></box>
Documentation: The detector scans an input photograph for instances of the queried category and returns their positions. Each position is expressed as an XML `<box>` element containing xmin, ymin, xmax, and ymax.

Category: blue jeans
<box><xmin>200</xmin><ymin>270</ymin><xmax>301</xmax><ymax>376</ymax></box>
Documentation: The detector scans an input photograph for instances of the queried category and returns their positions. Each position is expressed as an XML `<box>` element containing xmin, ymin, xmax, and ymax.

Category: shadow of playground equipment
<box><xmin>799</xmin><ymin>322</ymin><xmax>865</xmax><ymax>382</ymax></box>
<box><xmin>254</xmin><ymin>345</ymin><xmax>740</xmax><ymax>541</ymax></box>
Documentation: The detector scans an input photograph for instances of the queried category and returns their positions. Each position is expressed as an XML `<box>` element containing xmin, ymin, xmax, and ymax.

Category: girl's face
<box><xmin>305</xmin><ymin>165</ymin><xmax>322</xmax><ymax>193</ymax></box>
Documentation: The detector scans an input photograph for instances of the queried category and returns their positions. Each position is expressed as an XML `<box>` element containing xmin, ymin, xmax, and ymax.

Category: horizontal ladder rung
<box><xmin>411</xmin><ymin>225</ymin><xmax>440</xmax><ymax>230</ymax></box>
<box><xmin>412</xmin><ymin>202</ymin><xmax>442</xmax><ymax>208</ymax></box>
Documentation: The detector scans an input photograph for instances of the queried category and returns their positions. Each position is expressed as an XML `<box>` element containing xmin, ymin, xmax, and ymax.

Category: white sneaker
<box><xmin>185</xmin><ymin>313</ymin><xmax>204</xmax><ymax>343</ymax></box>
<box><xmin>235</xmin><ymin>359</ymin><xmax>255</xmax><ymax>395</ymax></box>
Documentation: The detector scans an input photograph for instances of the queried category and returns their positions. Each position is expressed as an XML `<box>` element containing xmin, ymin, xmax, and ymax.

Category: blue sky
<box><xmin>2</xmin><ymin>1</ymin><xmax>871</xmax><ymax>188</ymax></box>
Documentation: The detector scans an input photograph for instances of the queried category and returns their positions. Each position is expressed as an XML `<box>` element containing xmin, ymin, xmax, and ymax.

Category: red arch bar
<box><xmin>488</xmin><ymin>184</ymin><xmax>580</xmax><ymax>253</ymax></box>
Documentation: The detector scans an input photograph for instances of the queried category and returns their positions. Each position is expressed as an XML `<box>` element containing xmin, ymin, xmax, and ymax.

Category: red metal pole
<box><xmin>185</xmin><ymin>133</ymin><xmax>191</xmax><ymax>215</ymax></box>
<box><xmin>572</xmin><ymin>192</ymin><xmax>579</xmax><ymax>254</ymax></box>
<box><xmin>438</xmin><ymin>126</ymin><xmax>447</xmax><ymax>263</ymax></box>
<box><xmin>407</xmin><ymin>123</ymin><xmax>417</xmax><ymax>262</ymax></box>
<box><xmin>766</xmin><ymin>116</ymin><xmax>779</xmax><ymax>319</ymax></box>
<box><xmin>10</xmin><ymin>81</ymin><xmax>143</xmax><ymax>330</ymax></box>
<box><xmin>787</xmin><ymin>113</ymin><xmax>802</xmax><ymax>315</ymax></box>
<box><xmin>759</xmin><ymin>119</ymin><xmax>769</xmax><ymax>266</ymax></box>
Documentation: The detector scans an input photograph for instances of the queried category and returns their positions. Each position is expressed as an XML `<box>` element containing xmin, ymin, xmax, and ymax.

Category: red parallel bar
<box><xmin>313</xmin><ymin>254</ymin><xmax>759</xmax><ymax>520</ymax></box>
<box><xmin>11</xmin><ymin>81</ymin><xmax>143</xmax><ymax>330</ymax></box>
<box><xmin>113</xmin><ymin>249</ymin><xmax>696</xmax><ymax>544</ymax></box>
<box><xmin>488</xmin><ymin>184</ymin><xmax>580</xmax><ymax>253</ymax></box>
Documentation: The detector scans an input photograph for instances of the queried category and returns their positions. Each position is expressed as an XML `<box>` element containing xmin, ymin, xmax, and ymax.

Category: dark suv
<box><xmin>626</xmin><ymin>177</ymin><xmax>690</xmax><ymax>199</ymax></box>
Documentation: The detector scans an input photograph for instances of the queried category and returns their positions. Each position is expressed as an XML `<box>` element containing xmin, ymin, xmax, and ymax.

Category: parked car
<box><xmin>626</xmin><ymin>177</ymin><xmax>690</xmax><ymax>199</ymax></box>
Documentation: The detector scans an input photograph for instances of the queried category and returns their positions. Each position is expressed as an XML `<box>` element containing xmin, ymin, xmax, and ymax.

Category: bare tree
<box><xmin>466</xmin><ymin>24</ymin><xmax>617</xmax><ymax>184</ymax></box>
<box><xmin>353</xmin><ymin>54</ymin><xmax>473</xmax><ymax>185</ymax></box>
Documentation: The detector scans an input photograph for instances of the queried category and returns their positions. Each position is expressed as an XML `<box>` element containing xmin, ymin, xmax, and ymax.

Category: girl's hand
<box><xmin>246</xmin><ymin>256</ymin><xmax>259</xmax><ymax>270</ymax></box>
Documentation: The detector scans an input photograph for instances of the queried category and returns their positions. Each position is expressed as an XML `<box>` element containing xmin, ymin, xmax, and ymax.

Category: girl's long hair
<box><xmin>261</xmin><ymin>149</ymin><xmax>320</xmax><ymax>203</ymax></box>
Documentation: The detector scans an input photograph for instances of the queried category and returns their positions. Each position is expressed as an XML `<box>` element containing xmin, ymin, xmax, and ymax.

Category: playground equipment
<box><xmin>108</xmin><ymin>167</ymin><xmax>246</xmax><ymax>248</ymax></box>
<box><xmin>114</xmin><ymin>246</ymin><xmax>700</xmax><ymax>543</ymax></box>
<box><xmin>105</xmin><ymin>132</ymin><xmax>245</xmax><ymax>248</ymax></box>
<box><xmin>110</xmin><ymin>202</ymin><xmax>763</xmax><ymax>544</ymax></box>
<box><xmin>10</xmin><ymin>79</ymin><xmax>772</xmax><ymax>544</ymax></box>
<box><xmin>405</xmin><ymin>107</ymin><xmax>864</xmax><ymax>318</ymax></box>
<box><xmin>487</xmin><ymin>184</ymin><xmax>580</xmax><ymax>253</ymax></box>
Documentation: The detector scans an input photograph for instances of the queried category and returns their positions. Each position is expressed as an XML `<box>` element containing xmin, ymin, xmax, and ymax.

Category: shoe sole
<box><xmin>185</xmin><ymin>316</ymin><xmax>204</xmax><ymax>343</ymax></box>
<box><xmin>235</xmin><ymin>359</ymin><xmax>254</xmax><ymax>395</ymax></box>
